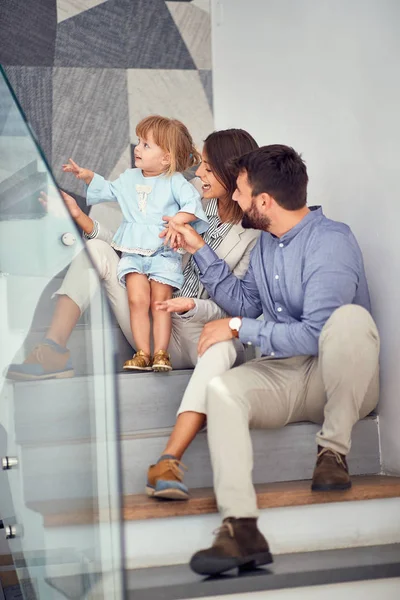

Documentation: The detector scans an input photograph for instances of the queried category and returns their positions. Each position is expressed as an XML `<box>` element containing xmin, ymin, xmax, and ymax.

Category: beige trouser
<box><xmin>55</xmin><ymin>239</ymin><xmax>244</xmax><ymax>411</ymax></box>
<box><xmin>205</xmin><ymin>304</ymin><xmax>380</xmax><ymax>520</ymax></box>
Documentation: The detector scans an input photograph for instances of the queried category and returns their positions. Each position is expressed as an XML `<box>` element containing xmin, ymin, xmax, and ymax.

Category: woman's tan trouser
<box><xmin>205</xmin><ymin>304</ymin><xmax>380</xmax><ymax>520</ymax></box>
<box><xmin>55</xmin><ymin>239</ymin><xmax>244</xmax><ymax>410</ymax></box>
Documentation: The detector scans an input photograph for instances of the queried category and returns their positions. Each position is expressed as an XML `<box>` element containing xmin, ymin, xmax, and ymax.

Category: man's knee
<box><xmin>199</xmin><ymin>339</ymin><xmax>239</xmax><ymax>366</ymax></box>
<box><xmin>206</xmin><ymin>368</ymin><xmax>248</xmax><ymax>414</ymax></box>
<box><xmin>321</xmin><ymin>304</ymin><xmax>379</xmax><ymax>346</ymax></box>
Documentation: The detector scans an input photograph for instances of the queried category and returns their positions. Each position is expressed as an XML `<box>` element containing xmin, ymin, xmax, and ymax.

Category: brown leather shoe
<box><xmin>190</xmin><ymin>517</ymin><xmax>273</xmax><ymax>576</ymax></box>
<box><xmin>311</xmin><ymin>446</ymin><xmax>352</xmax><ymax>491</ymax></box>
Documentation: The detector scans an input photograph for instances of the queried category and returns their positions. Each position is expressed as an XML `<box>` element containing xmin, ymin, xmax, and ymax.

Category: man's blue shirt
<box><xmin>194</xmin><ymin>206</ymin><xmax>371</xmax><ymax>358</ymax></box>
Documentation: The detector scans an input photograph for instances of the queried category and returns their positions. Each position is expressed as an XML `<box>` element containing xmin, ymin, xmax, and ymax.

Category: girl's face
<box><xmin>134</xmin><ymin>131</ymin><xmax>169</xmax><ymax>176</ymax></box>
<box><xmin>195</xmin><ymin>150</ymin><xmax>227</xmax><ymax>199</ymax></box>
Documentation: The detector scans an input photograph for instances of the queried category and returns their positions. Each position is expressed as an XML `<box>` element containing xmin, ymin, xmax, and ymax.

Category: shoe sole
<box><xmin>6</xmin><ymin>369</ymin><xmax>75</xmax><ymax>381</ymax></box>
<box><xmin>145</xmin><ymin>485</ymin><xmax>189</xmax><ymax>501</ymax></box>
<box><xmin>152</xmin><ymin>365</ymin><xmax>172</xmax><ymax>372</ymax></box>
<box><xmin>311</xmin><ymin>481</ymin><xmax>352</xmax><ymax>491</ymax></box>
<box><xmin>123</xmin><ymin>365</ymin><xmax>152</xmax><ymax>371</ymax></box>
<box><xmin>190</xmin><ymin>550</ymin><xmax>273</xmax><ymax>576</ymax></box>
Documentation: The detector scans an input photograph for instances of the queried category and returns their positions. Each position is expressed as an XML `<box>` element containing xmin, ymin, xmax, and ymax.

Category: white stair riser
<box><xmin>13</xmin><ymin>372</ymin><xmax>193</xmax><ymax>444</ymax></box>
<box><xmin>20</xmin><ymin>419</ymin><xmax>379</xmax><ymax>501</ymax></box>
<box><xmin>123</xmin><ymin>497</ymin><xmax>400</xmax><ymax>569</ymax></box>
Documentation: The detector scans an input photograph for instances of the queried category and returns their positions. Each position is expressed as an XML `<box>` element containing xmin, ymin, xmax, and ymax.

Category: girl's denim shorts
<box><xmin>117</xmin><ymin>246</ymin><xmax>184</xmax><ymax>290</ymax></box>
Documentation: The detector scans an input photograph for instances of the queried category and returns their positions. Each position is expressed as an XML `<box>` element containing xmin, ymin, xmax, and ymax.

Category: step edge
<box><xmin>28</xmin><ymin>475</ymin><xmax>399</xmax><ymax>527</ymax></box>
<box><xmin>125</xmin><ymin>544</ymin><xmax>400</xmax><ymax>600</ymax></box>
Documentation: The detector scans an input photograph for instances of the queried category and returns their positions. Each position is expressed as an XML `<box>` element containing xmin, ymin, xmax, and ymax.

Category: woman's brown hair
<box><xmin>136</xmin><ymin>115</ymin><xmax>201</xmax><ymax>175</ymax></box>
<box><xmin>203</xmin><ymin>129</ymin><xmax>258</xmax><ymax>224</ymax></box>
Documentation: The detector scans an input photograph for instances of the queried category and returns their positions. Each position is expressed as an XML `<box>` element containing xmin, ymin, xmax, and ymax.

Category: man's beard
<box><xmin>242</xmin><ymin>201</ymin><xmax>271</xmax><ymax>231</ymax></box>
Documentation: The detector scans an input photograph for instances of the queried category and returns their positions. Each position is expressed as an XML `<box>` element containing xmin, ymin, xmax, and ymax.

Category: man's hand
<box><xmin>154</xmin><ymin>298</ymin><xmax>196</xmax><ymax>314</ymax></box>
<box><xmin>198</xmin><ymin>318</ymin><xmax>233</xmax><ymax>357</ymax></box>
<box><xmin>160</xmin><ymin>217</ymin><xmax>205</xmax><ymax>254</ymax></box>
<box><xmin>62</xmin><ymin>158</ymin><xmax>94</xmax><ymax>185</ymax></box>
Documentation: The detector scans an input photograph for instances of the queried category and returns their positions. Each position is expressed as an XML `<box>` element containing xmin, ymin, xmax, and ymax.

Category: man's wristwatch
<box><xmin>229</xmin><ymin>317</ymin><xmax>242</xmax><ymax>338</ymax></box>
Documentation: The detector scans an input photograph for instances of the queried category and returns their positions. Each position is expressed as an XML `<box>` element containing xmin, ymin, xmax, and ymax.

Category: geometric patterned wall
<box><xmin>0</xmin><ymin>0</ymin><xmax>213</xmax><ymax>197</ymax></box>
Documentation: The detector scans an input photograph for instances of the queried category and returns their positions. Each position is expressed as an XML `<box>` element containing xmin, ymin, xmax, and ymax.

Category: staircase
<box><xmin>4</xmin><ymin>260</ymin><xmax>399</xmax><ymax>599</ymax></box>
<box><xmin>12</xmin><ymin>370</ymin><xmax>380</xmax><ymax>503</ymax></box>
<box><xmin>7</xmin><ymin>359</ymin><xmax>400</xmax><ymax>597</ymax></box>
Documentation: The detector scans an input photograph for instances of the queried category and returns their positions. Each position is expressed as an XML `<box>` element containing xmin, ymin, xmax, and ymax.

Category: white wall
<box><xmin>212</xmin><ymin>0</ymin><xmax>400</xmax><ymax>473</ymax></box>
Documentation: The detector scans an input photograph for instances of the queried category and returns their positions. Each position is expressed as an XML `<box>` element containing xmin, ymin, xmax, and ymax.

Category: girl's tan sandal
<box><xmin>123</xmin><ymin>350</ymin><xmax>152</xmax><ymax>371</ymax></box>
<box><xmin>152</xmin><ymin>350</ymin><xmax>172</xmax><ymax>372</ymax></box>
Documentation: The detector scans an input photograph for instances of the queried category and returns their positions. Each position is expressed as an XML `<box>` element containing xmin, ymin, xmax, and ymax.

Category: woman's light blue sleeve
<box><xmin>173</xmin><ymin>176</ymin><xmax>209</xmax><ymax>234</ymax></box>
<box><xmin>86</xmin><ymin>173</ymin><xmax>123</xmax><ymax>206</ymax></box>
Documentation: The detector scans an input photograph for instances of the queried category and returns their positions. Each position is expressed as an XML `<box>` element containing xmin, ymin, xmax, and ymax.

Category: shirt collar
<box><xmin>278</xmin><ymin>205</ymin><xmax>323</xmax><ymax>244</ymax></box>
<box><xmin>205</xmin><ymin>197</ymin><xmax>219</xmax><ymax>219</ymax></box>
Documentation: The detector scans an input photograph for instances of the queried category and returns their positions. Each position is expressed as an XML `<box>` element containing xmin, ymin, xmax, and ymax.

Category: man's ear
<box><xmin>258</xmin><ymin>192</ymin><xmax>272</xmax><ymax>211</ymax></box>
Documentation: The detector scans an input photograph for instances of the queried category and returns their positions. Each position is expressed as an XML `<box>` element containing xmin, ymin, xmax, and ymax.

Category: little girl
<box><xmin>63</xmin><ymin>115</ymin><xmax>208</xmax><ymax>372</ymax></box>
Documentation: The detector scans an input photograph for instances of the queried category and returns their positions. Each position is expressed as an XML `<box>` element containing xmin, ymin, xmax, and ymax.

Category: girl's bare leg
<box><xmin>150</xmin><ymin>280</ymin><xmax>173</xmax><ymax>352</ymax></box>
<box><xmin>125</xmin><ymin>273</ymin><xmax>151</xmax><ymax>355</ymax></box>
<box><xmin>46</xmin><ymin>295</ymin><xmax>81</xmax><ymax>347</ymax></box>
<box><xmin>162</xmin><ymin>411</ymin><xmax>206</xmax><ymax>460</ymax></box>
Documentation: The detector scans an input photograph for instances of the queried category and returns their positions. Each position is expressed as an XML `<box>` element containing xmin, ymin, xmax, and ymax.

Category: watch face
<box><xmin>229</xmin><ymin>317</ymin><xmax>242</xmax><ymax>330</ymax></box>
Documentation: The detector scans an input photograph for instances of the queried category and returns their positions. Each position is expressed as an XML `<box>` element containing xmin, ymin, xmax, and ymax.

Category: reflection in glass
<box><xmin>0</xmin><ymin>65</ymin><xmax>124</xmax><ymax>598</ymax></box>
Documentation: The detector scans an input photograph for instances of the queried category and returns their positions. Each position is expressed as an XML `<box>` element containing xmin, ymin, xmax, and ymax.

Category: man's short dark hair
<box><xmin>235</xmin><ymin>145</ymin><xmax>308</xmax><ymax>211</ymax></box>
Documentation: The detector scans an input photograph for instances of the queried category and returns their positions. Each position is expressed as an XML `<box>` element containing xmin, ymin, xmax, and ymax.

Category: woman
<box><xmin>146</xmin><ymin>130</ymin><xmax>261</xmax><ymax>500</ymax></box>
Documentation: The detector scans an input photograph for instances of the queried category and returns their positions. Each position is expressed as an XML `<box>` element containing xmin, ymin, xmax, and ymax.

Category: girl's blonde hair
<box><xmin>136</xmin><ymin>115</ymin><xmax>201</xmax><ymax>175</ymax></box>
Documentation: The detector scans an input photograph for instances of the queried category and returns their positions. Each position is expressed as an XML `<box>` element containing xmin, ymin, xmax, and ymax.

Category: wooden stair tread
<box><xmin>27</xmin><ymin>475</ymin><xmax>400</xmax><ymax>527</ymax></box>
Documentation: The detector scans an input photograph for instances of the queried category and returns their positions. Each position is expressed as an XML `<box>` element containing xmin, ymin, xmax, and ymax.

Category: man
<box><xmin>168</xmin><ymin>145</ymin><xmax>380</xmax><ymax>576</ymax></box>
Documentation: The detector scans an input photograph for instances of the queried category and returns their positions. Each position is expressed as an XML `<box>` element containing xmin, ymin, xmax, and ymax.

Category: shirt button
<box><xmin>270</xmin><ymin>352</ymin><xmax>275</xmax><ymax>357</ymax></box>
<box><xmin>275</xmin><ymin>275</ymin><xmax>279</xmax><ymax>280</ymax></box>
<box><xmin>277</xmin><ymin>307</ymin><xmax>282</xmax><ymax>312</ymax></box>
<box><xmin>279</xmin><ymin>243</ymin><xmax>284</xmax><ymax>248</ymax></box>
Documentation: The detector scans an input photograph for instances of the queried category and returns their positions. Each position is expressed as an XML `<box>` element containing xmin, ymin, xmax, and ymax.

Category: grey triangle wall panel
<box><xmin>53</xmin><ymin>68</ymin><xmax>130</xmax><ymax>193</ymax></box>
<box><xmin>0</xmin><ymin>0</ymin><xmax>57</xmax><ymax>66</ymax></box>
<box><xmin>54</xmin><ymin>0</ymin><xmax>196</xmax><ymax>69</ymax></box>
<box><xmin>199</xmin><ymin>69</ymin><xmax>213</xmax><ymax>111</ymax></box>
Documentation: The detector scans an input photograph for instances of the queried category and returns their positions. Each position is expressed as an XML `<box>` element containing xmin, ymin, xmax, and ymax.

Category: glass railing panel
<box><xmin>0</xmin><ymin>65</ymin><xmax>125</xmax><ymax>599</ymax></box>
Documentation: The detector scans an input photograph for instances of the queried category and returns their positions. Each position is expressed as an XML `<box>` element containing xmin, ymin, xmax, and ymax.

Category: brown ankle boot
<box><xmin>311</xmin><ymin>446</ymin><xmax>351</xmax><ymax>491</ymax></box>
<box><xmin>190</xmin><ymin>517</ymin><xmax>273</xmax><ymax>576</ymax></box>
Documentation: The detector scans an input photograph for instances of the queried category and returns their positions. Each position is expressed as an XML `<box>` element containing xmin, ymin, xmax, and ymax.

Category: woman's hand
<box><xmin>160</xmin><ymin>217</ymin><xmax>205</xmax><ymax>254</ymax></box>
<box><xmin>58</xmin><ymin>190</ymin><xmax>96</xmax><ymax>236</ymax></box>
<box><xmin>39</xmin><ymin>190</ymin><xmax>82</xmax><ymax>220</ymax></box>
<box><xmin>59</xmin><ymin>191</ymin><xmax>82</xmax><ymax>219</ymax></box>
<box><xmin>62</xmin><ymin>158</ymin><xmax>94</xmax><ymax>185</ymax></box>
<box><xmin>154</xmin><ymin>297</ymin><xmax>196</xmax><ymax>314</ymax></box>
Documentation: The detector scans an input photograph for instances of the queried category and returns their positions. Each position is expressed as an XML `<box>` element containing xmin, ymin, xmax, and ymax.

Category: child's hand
<box><xmin>161</xmin><ymin>218</ymin><xmax>182</xmax><ymax>249</ymax></box>
<box><xmin>62</xmin><ymin>158</ymin><xmax>94</xmax><ymax>185</ymax></box>
<box><xmin>167</xmin><ymin>227</ymin><xmax>181</xmax><ymax>250</ymax></box>
<box><xmin>160</xmin><ymin>216</ymin><xmax>205</xmax><ymax>254</ymax></box>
